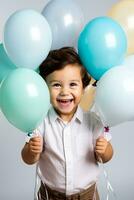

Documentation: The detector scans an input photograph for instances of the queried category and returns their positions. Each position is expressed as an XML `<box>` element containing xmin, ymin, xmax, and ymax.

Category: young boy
<box><xmin>21</xmin><ymin>47</ymin><xmax>113</xmax><ymax>200</ymax></box>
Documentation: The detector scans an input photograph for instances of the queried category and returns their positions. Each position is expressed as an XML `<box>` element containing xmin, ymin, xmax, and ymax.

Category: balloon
<box><xmin>78</xmin><ymin>16</ymin><xmax>127</xmax><ymax>80</ymax></box>
<box><xmin>95</xmin><ymin>65</ymin><xmax>134</xmax><ymax>127</ymax></box>
<box><xmin>42</xmin><ymin>0</ymin><xmax>84</xmax><ymax>49</ymax></box>
<box><xmin>80</xmin><ymin>78</ymin><xmax>96</xmax><ymax>111</ymax></box>
<box><xmin>0</xmin><ymin>43</ymin><xmax>16</xmax><ymax>83</ymax></box>
<box><xmin>0</xmin><ymin>68</ymin><xmax>50</xmax><ymax>132</ymax></box>
<box><xmin>123</xmin><ymin>54</ymin><xmax>134</xmax><ymax>71</ymax></box>
<box><xmin>4</xmin><ymin>9</ymin><xmax>52</xmax><ymax>69</ymax></box>
<box><xmin>108</xmin><ymin>0</ymin><xmax>134</xmax><ymax>55</ymax></box>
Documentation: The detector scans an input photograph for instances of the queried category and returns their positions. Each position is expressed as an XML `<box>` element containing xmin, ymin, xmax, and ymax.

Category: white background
<box><xmin>0</xmin><ymin>0</ymin><xmax>134</xmax><ymax>199</ymax></box>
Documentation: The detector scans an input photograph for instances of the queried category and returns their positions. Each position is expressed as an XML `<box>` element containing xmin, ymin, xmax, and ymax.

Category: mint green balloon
<box><xmin>0</xmin><ymin>43</ymin><xmax>16</xmax><ymax>83</ymax></box>
<box><xmin>0</xmin><ymin>68</ymin><xmax>50</xmax><ymax>132</ymax></box>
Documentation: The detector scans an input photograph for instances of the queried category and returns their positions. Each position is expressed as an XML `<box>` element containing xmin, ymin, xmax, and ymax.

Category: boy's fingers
<box><xmin>30</xmin><ymin>136</ymin><xmax>42</xmax><ymax>142</ymax></box>
<box><xmin>95</xmin><ymin>147</ymin><xmax>105</xmax><ymax>152</ymax></box>
<box><xmin>96</xmin><ymin>142</ymin><xmax>107</xmax><ymax>148</ymax></box>
<box><xmin>95</xmin><ymin>150</ymin><xmax>105</xmax><ymax>155</ymax></box>
<box><xmin>95</xmin><ymin>145</ymin><xmax>104</xmax><ymax>149</ymax></box>
<box><xmin>96</xmin><ymin>137</ymin><xmax>106</xmax><ymax>142</ymax></box>
<box><xmin>30</xmin><ymin>149</ymin><xmax>42</xmax><ymax>154</ymax></box>
<box><xmin>30</xmin><ymin>142</ymin><xmax>41</xmax><ymax>147</ymax></box>
<box><xmin>96</xmin><ymin>140</ymin><xmax>105</xmax><ymax>144</ymax></box>
<box><xmin>30</xmin><ymin>146</ymin><xmax>42</xmax><ymax>151</ymax></box>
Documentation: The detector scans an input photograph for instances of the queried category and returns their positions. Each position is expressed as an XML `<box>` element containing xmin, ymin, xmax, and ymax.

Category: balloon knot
<box><xmin>104</xmin><ymin>126</ymin><xmax>110</xmax><ymax>132</ymax></box>
<box><xmin>92</xmin><ymin>80</ymin><xmax>98</xmax><ymax>87</ymax></box>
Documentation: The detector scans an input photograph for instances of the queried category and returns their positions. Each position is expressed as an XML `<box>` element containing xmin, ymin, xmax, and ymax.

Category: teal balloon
<box><xmin>0</xmin><ymin>43</ymin><xmax>16</xmax><ymax>83</ymax></box>
<box><xmin>4</xmin><ymin>9</ymin><xmax>52</xmax><ymax>69</ymax></box>
<box><xmin>78</xmin><ymin>16</ymin><xmax>127</xmax><ymax>80</ymax></box>
<box><xmin>0</xmin><ymin>68</ymin><xmax>50</xmax><ymax>132</ymax></box>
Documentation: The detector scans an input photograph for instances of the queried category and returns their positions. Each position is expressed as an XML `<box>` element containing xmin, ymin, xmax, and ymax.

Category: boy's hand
<box><xmin>95</xmin><ymin>137</ymin><xmax>108</xmax><ymax>158</ymax></box>
<box><xmin>28</xmin><ymin>136</ymin><xmax>43</xmax><ymax>155</ymax></box>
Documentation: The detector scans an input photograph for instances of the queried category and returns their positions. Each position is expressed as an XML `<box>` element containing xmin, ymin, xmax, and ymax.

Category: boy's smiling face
<box><xmin>46</xmin><ymin>64</ymin><xmax>84</xmax><ymax>121</ymax></box>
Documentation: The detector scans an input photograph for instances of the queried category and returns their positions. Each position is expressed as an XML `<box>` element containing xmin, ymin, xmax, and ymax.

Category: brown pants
<box><xmin>38</xmin><ymin>182</ymin><xmax>100</xmax><ymax>200</ymax></box>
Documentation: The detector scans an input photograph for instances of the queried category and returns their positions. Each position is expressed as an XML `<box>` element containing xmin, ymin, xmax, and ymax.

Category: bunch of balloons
<box><xmin>78</xmin><ymin>0</ymin><xmax>134</xmax><ymax>127</ymax></box>
<box><xmin>0</xmin><ymin>9</ymin><xmax>52</xmax><ymax>132</ymax></box>
<box><xmin>0</xmin><ymin>0</ymin><xmax>84</xmax><ymax>132</ymax></box>
<box><xmin>1</xmin><ymin>0</ymin><xmax>134</xmax><ymax>131</ymax></box>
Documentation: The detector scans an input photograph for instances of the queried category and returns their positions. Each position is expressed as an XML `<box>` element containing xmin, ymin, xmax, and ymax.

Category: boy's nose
<box><xmin>60</xmin><ymin>87</ymin><xmax>69</xmax><ymax>95</ymax></box>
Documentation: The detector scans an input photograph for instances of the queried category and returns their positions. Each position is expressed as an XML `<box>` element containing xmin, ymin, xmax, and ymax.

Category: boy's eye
<box><xmin>52</xmin><ymin>83</ymin><xmax>61</xmax><ymax>88</ymax></box>
<box><xmin>70</xmin><ymin>82</ymin><xmax>78</xmax><ymax>87</ymax></box>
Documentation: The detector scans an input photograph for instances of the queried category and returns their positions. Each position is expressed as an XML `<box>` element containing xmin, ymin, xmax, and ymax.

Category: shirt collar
<box><xmin>48</xmin><ymin>106</ymin><xmax>59</xmax><ymax>123</ymax></box>
<box><xmin>72</xmin><ymin>106</ymin><xmax>83</xmax><ymax>123</ymax></box>
<box><xmin>48</xmin><ymin>105</ymin><xmax>83</xmax><ymax>124</ymax></box>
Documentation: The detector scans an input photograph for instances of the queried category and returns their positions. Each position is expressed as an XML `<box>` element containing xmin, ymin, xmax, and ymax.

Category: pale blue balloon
<box><xmin>0</xmin><ymin>43</ymin><xmax>16</xmax><ymax>83</ymax></box>
<box><xmin>78</xmin><ymin>16</ymin><xmax>127</xmax><ymax>80</ymax></box>
<box><xmin>42</xmin><ymin>0</ymin><xmax>84</xmax><ymax>49</ymax></box>
<box><xmin>95</xmin><ymin>65</ymin><xmax>134</xmax><ymax>127</ymax></box>
<box><xmin>0</xmin><ymin>68</ymin><xmax>50</xmax><ymax>132</ymax></box>
<box><xmin>123</xmin><ymin>54</ymin><xmax>134</xmax><ymax>72</ymax></box>
<box><xmin>4</xmin><ymin>9</ymin><xmax>52</xmax><ymax>69</ymax></box>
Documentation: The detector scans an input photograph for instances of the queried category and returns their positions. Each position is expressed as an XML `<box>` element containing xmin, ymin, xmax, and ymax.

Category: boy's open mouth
<box><xmin>57</xmin><ymin>99</ymin><xmax>73</xmax><ymax>103</ymax></box>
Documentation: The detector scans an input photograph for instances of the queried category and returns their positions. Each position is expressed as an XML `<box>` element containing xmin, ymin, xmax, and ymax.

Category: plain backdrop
<box><xmin>0</xmin><ymin>0</ymin><xmax>134</xmax><ymax>200</ymax></box>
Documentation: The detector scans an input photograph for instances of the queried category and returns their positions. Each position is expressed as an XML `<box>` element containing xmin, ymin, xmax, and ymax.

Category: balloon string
<box><xmin>34</xmin><ymin>127</ymin><xmax>114</xmax><ymax>200</ymax></box>
<box><xmin>34</xmin><ymin>164</ymin><xmax>49</xmax><ymax>200</ymax></box>
<box><xmin>34</xmin><ymin>164</ymin><xmax>39</xmax><ymax>200</ymax></box>
<box><xmin>99</xmin><ymin>157</ymin><xmax>117</xmax><ymax>200</ymax></box>
<box><xmin>102</xmin><ymin>126</ymin><xmax>117</xmax><ymax>199</ymax></box>
<box><xmin>93</xmin><ymin>182</ymin><xmax>97</xmax><ymax>200</ymax></box>
<box><xmin>35</xmin><ymin>162</ymin><xmax>117</xmax><ymax>200</ymax></box>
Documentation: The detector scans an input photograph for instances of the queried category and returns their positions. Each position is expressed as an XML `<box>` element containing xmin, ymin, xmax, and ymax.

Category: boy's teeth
<box><xmin>58</xmin><ymin>99</ymin><xmax>73</xmax><ymax>102</ymax></box>
<box><xmin>60</xmin><ymin>100</ymin><xmax>69</xmax><ymax>102</ymax></box>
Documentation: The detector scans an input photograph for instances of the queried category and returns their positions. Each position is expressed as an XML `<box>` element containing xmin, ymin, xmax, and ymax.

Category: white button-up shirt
<box><xmin>36</xmin><ymin>106</ymin><xmax>111</xmax><ymax>195</ymax></box>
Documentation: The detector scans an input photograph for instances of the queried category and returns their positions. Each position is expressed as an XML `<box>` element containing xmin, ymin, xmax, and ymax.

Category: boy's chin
<box><xmin>58</xmin><ymin>106</ymin><xmax>78</xmax><ymax>114</ymax></box>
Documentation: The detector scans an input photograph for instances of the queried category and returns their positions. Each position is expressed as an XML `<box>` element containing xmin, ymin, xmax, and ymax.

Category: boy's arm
<box><xmin>21</xmin><ymin>136</ymin><xmax>43</xmax><ymax>165</ymax></box>
<box><xmin>95</xmin><ymin>137</ymin><xmax>113</xmax><ymax>163</ymax></box>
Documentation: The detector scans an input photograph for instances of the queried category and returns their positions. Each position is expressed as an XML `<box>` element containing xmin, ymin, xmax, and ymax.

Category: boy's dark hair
<box><xmin>39</xmin><ymin>47</ymin><xmax>91</xmax><ymax>88</ymax></box>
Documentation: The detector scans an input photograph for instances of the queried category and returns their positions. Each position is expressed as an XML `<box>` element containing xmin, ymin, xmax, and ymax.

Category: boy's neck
<box><xmin>54</xmin><ymin>107</ymin><xmax>78</xmax><ymax>122</ymax></box>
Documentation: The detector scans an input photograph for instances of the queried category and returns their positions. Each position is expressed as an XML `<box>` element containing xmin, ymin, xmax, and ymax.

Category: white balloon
<box><xmin>42</xmin><ymin>0</ymin><xmax>84</xmax><ymax>49</ymax></box>
<box><xmin>123</xmin><ymin>54</ymin><xmax>134</xmax><ymax>71</ymax></box>
<box><xmin>95</xmin><ymin>65</ymin><xmax>134</xmax><ymax>127</ymax></box>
